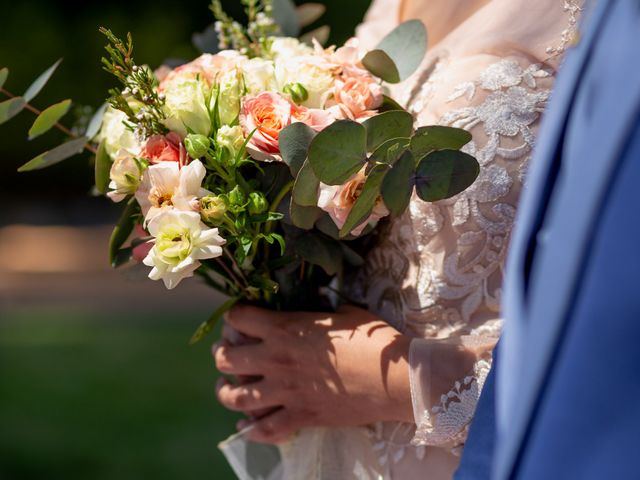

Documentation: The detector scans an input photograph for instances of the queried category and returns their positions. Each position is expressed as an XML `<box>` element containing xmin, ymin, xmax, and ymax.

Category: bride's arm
<box><xmin>403</xmin><ymin>51</ymin><xmax>555</xmax><ymax>448</ymax></box>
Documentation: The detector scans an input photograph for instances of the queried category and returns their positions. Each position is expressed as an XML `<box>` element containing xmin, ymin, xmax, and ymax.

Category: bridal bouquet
<box><xmin>3</xmin><ymin>0</ymin><xmax>479</xmax><ymax>342</ymax></box>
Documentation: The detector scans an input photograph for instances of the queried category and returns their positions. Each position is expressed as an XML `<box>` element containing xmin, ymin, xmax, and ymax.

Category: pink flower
<box><xmin>159</xmin><ymin>51</ymin><xmax>246</xmax><ymax>89</ymax></box>
<box><xmin>332</xmin><ymin>75</ymin><xmax>383</xmax><ymax>121</ymax></box>
<box><xmin>317</xmin><ymin>168</ymin><xmax>389</xmax><ymax>236</ymax></box>
<box><xmin>141</xmin><ymin>132</ymin><xmax>190</xmax><ymax>167</ymax></box>
<box><xmin>132</xmin><ymin>225</ymin><xmax>153</xmax><ymax>263</ymax></box>
<box><xmin>240</xmin><ymin>92</ymin><xmax>294</xmax><ymax>161</ymax></box>
<box><xmin>292</xmin><ymin>105</ymin><xmax>335</xmax><ymax>131</ymax></box>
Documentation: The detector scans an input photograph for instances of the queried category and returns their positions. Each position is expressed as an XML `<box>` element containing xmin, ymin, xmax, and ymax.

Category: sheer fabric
<box><xmin>221</xmin><ymin>0</ymin><xmax>583</xmax><ymax>478</ymax></box>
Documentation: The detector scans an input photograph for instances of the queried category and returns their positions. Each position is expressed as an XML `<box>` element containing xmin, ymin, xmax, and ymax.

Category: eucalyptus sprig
<box><xmin>99</xmin><ymin>27</ymin><xmax>167</xmax><ymax>138</ymax></box>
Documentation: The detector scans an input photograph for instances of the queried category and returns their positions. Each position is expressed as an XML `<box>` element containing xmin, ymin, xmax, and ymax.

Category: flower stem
<box><xmin>0</xmin><ymin>88</ymin><xmax>98</xmax><ymax>155</ymax></box>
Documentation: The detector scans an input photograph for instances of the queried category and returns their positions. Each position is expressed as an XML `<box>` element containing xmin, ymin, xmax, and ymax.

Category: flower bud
<box><xmin>248</xmin><ymin>191</ymin><xmax>268</xmax><ymax>215</ymax></box>
<box><xmin>184</xmin><ymin>134</ymin><xmax>211</xmax><ymax>159</ymax></box>
<box><xmin>200</xmin><ymin>195</ymin><xmax>227</xmax><ymax>223</ymax></box>
<box><xmin>228</xmin><ymin>185</ymin><xmax>246</xmax><ymax>207</ymax></box>
<box><xmin>283</xmin><ymin>82</ymin><xmax>309</xmax><ymax>105</ymax></box>
<box><xmin>216</xmin><ymin>125</ymin><xmax>245</xmax><ymax>164</ymax></box>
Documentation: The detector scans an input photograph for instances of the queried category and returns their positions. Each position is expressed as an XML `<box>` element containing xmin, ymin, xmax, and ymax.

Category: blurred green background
<box><xmin>0</xmin><ymin>1</ymin><xmax>370</xmax><ymax>479</ymax></box>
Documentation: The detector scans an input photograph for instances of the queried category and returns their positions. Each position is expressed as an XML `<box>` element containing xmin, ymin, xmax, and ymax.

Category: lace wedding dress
<box><xmin>221</xmin><ymin>0</ymin><xmax>584</xmax><ymax>478</ymax></box>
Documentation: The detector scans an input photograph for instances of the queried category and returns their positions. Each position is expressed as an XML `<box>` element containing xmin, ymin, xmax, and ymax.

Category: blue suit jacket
<box><xmin>456</xmin><ymin>1</ymin><xmax>640</xmax><ymax>478</ymax></box>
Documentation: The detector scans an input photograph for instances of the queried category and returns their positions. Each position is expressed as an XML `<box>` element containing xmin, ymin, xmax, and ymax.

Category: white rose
<box><xmin>106</xmin><ymin>149</ymin><xmax>143</xmax><ymax>202</ymax></box>
<box><xmin>275</xmin><ymin>56</ymin><xmax>335</xmax><ymax>108</ymax></box>
<box><xmin>162</xmin><ymin>77</ymin><xmax>212</xmax><ymax>137</ymax></box>
<box><xmin>99</xmin><ymin>107</ymin><xmax>141</xmax><ymax>158</ymax></box>
<box><xmin>143</xmin><ymin>210</ymin><xmax>225</xmax><ymax>289</ymax></box>
<box><xmin>216</xmin><ymin>69</ymin><xmax>242</xmax><ymax>125</ymax></box>
<box><xmin>216</xmin><ymin>125</ymin><xmax>245</xmax><ymax>162</ymax></box>
<box><xmin>270</xmin><ymin>37</ymin><xmax>313</xmax><ymax>60</ymax></box>
<box><xmin>241</xmin><ymin>58</ymin><xmax>277</xmax><ymax>94</ymax></box>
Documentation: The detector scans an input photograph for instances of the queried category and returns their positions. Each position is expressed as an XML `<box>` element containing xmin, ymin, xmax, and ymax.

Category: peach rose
<box><xmin>159</xmin><ymin>51</ymin><xmax>247</xmax><ymax>89</ymax></box>
<box><xmin>332</xmin><ymin>75</ymin><xmax>384</xmax><ymax>121</ymax></box>
<box><xmin>239</xmin><ymin>92</ymin><xmax>294</xmax><ymax>161</ymax></box>
<box><xmin>317</xmin><ymin>168</ymin><xmax>389</xmax><ymax>236</ymax></box>
<box><xmin>292</xmin><ymin>104</ymin><xmax>335</xmax><ymax>131</ymax></box>
<box><xmin>141</xmin><ymin>132</ymin><xmax>190</xmax><ymax>167</ymax></box>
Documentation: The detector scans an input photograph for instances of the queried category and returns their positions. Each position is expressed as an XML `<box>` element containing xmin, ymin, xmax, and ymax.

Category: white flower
<box><xmin>216</xmin><ymin>125</ymin><xmax>245</xmax><ymax>160</ymax></box>
<box><xmin>107</xmin><ymin>149</ymin><xmax>143</xmax><ymax>202</ymax></box>
<box><xmin>99</xmin><ymin>107</ymin><xmax>141</xmax><ymax>158</ymax></box>
<box><xmin>162</xmin><ymin>77</ymin><xmax>212</xmax><ymax>137</ymax></box>
<box><xmin>135</xmin><ymin>159</ymin><xmax>209</xmax><ymax>223</ymax></box>
<box><xmin>275</xmin><ymin>55</ymin><xmax>335</xmax><ymax>108</ymax></box>
<box><xmin>216</xmin><ymin>69</ymin><xmax>242</xmax><ymax>125</ymax></box>
<box><xmin>241</xmin><ymin>58</ymin><xmax>277</xmax><ymax>94</ymax></box>
<box><xmin>143</xmin><ymin>210</ymin><xmax>225</xmax><ymax>289</ymax></box>
<box><xmin>270</xmin><ymin>37</ymin><xmax>313</xmax><ymax>60</ymax></box>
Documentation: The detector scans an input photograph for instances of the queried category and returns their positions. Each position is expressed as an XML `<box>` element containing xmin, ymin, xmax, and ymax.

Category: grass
<box><xmin>0</xmin><ymin>309</ymin><xmax>241</xmax><ymax>480</ymax></box>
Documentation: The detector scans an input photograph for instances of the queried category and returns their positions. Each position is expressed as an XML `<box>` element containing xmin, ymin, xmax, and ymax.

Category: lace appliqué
<box><xmin>411</xmin><ymin>358</ymin><xmax>492</xmax><ymax>452</ymax></box>
<box><xmin>546</xmin><ymin>0</ymin><xmax>584</xmax><ymax>57</ymax></box>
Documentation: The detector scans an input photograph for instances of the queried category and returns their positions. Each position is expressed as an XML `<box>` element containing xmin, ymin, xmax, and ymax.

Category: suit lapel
<box><xmin>498</xmin><ymin>1</ymin><xmax>640</xmax><ymax>478</ymax></box>
<box><xmin>496</xmin><ymin>0</ymin><xmax>613</xmax><ymax>477</ymax></box>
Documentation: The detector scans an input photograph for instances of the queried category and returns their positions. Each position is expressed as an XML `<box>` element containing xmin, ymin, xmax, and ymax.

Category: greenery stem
<box><xmin>1</xmin><ymin>88</ymin><xmax>98</xmax><ymax>155</ymax></box>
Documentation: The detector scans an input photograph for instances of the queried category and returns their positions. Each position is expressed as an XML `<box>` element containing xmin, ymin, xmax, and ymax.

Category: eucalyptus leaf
<box><xmin>85</xmin><ymin>103</ymin><xmax>108</xmax><ymax>140</ymax></box>
<box><xmin>24</xmin><ymin>59</ymin><xmax>62</xmax><ymax>103</ymax></box>
<box><xmin>94</xmin><ymin>141</ymin><xmax>113</xmax><ymax>194</ymax></box>
<box><xmin>410</xmin><ymin>126</ymin><xmax>472</xmax><ymax>159</ymax></box>
<box><xmin>362</xmin><ymin>20</ymin><xmax>427</xmax><ymax>83</ymax></box>
<box><xmin>381</xmin><ymin>150</ymin><xmax>415</xmax><ymax>215</ymax></box>
<box><xmin>0</xmin><ymin>97</ymin><xmax>25</xmax><ymax>125</ymax></box>
<box><xmin>272</xmin><ymin>0</ymin><xmax>300</xmax><ymax>37</ymax></box>
<box><xmin>340</xmin><ymin>243</ymin><xmax>364</xmax><ymax>267</ymax></box>
<box><xmin>368</xmin><ymin>137</ymin><xmax>410</xmax><ymax>166</ymax></box>
<box><xmin>279</xmin><ymin>122</ymin><xmax>316</xmax><ymax>176</ymax></box>
<box><xmin>363</xmin><ymin>110</ymin><xmax>413</xmax><ymax>152</ymax></box>
<box><xmin>415</xmin><ymin>149</ymin><xmax>480</xmax><ymax>202</ymax></box>
<box><xmin>378</xmin><ymin>95</ymin><xmax>406</xmax><ymax>113</ymax></box>
<box><xmin>28</xmin><ymin>99</ymin><xmax>72</xmax><ymax>140</ymax></box>
<box><xmin>17</xmin><ymin>136</ymin><xmax>88</xmax><ymax>172</ymax></box>
<box><xmin>0</xmin><ymin>68</ymin><xmax>8</xmax><ymax>90</ymax></box>
<box><xmin>189</xmin><ymin>296</ymin><xmax>241</xmax><ymax>345</ymax></box>
<box><xmin>339</xmin><ymin>164</ymin><xmax>388</xmax><ymax>238</ymax></box>
<box><xmin>289</xmin><ymin>202</ymin><xmax>322</xmax><ymax>230</ymax></box>
<box><xmin>308</xmin><ymin>120</ymin><xmax>367</xmax><ymax>185</ymax></box>
<box><xmin>295</xmin><ymin>233</ymin><xmax>343</xmax><ymax>275</ymax></box>
<box><xmin>292</xmin><ymin>160</ymin><xmax>320</xmax><ymax>206</ymax></box>
<box><xmin>296</xmin><ymin>3</ymin><xmax>326</xmax><ymax>27</ymax></box>
<box><xmin>300</xmin><ymin>26</ymin><xmax>330</xmax><ymax>46</ymax></box>
<box><xmin>109</xmin><ymin>197</ymin><xmax>139</xmax><ymax>267</ymax></box>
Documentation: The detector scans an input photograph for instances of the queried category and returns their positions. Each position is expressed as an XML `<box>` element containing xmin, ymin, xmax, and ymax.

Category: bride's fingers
<box><xmin>222</xmin><ymin>324</ymin><xmax>260</xmax><ymax>346</ymax></box>
<box><xmin>225</xmin><ymin>305</ymin><xmax>286</xmax><ymax>339</ymax></box>
<box><xmin>243</xmin><ymin>408</ymin><xmax>302</xmax><ymax>444</ymax></box>
<box><xmin>216</xmin><ymin>378</ymin><xmax>280</xmax><ymax>413</ymax></box>
<box><xmin>213</xmin><ymin>342</ymin><xmax>269</xmax><ymax>375</ymax></box>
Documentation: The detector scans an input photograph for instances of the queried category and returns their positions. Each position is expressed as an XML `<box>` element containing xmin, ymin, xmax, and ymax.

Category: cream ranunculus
<box><xmin>162</xmin><ymin>77</ymin><xmax>212</xmax><ymax>137</ymax></box>
<box><xmin>275</xmin><ymin>55</ymin><xmax>335</xmax><ymax>109</ymax></box>
<box><xmin>107</xmin><ymin>149</ymin><xmax>144</xmax><ymax>202</ymax></box>
<box><xmin>216</xmin><ymin>68</ymin><xmax>243</xmax><ymax>126</ymax></box>
<box><xmin>270</xmin><ymin>37</ymin><xmax>313</xmax><ymax>60</ymax></box>
<box><xmin>135</xmin><ymin>159</ymin><xmax>209</xmax><ymax>223</ymax></box>
<box><xmin>241</xmin><ymin>58</ymin><xmax>277</xmax><ymax>94</ymax></box>
<box><xmin>143</xmin><ymin>210</ymin><xmax>225</xmax><ymax>289</ymax></box>
<box><xmin>99</xmin><ymin>107</ymin><xmax>141</xmax><ymax>158</ymax></box>
<box><xmin>216</xmin><ymin>125</ymin><xmax>245</xmax><ymax>161</ymax></box>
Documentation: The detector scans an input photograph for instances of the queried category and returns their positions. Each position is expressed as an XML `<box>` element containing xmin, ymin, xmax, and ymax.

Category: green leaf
<box><xmin>296</xmin><ymin>3</ymin><xmax>326</xmax><ymax>27</ymax></box>
<box><xmin>415</xmin><ymin>150</ymin><xmax>480</xmax><ymax>202</ymax></box>
<box><xmin>24</xmin><ymin>59</ymin><xmax>62</xmax><ymax>103</ymax></box>
<box><xmin>368</xmin><ymin>137</ymin><xmax>410</xmax><ymax>167</ymax></box>
<box><xmin>381</xmin><ymin>150</ymin><xmax>415</xmax><ymax>216</ymax></box>
<box><xmin>410</xmin><ymin>126</ymin><xmax>472</xmax><ymax>159</ymax></box>
<box><xmin>85</xmin><ymin>103</ymin><xmax>108</xmax><ymax>140</ymax></box>
<box><xmin>363</xmin><ymin>110</ymin><xmax>414</xmax><ymax>152</ymax></box>
<box><xmin>362</xmin><ymin>20</ymin><xmax>427</xmax><ymax>83</ymax></box>
<box><xmin>189</xmin><ymin>296</ymin><xmax>241</xmax><ymax>345</ymax></box>
<box><xmin>17</xmin><ymin>136</ymin><xmax>88</xmax><ymax>172</ymax></box>
<box><xmin>0</xmin><ymin>68</ymin><xmax>8</xmax><ymax>90</ymax></box>
<box><xmin>339</xmin><ymin>164</ymin><xmax>388</xmax><ymax>238</ymax></box>
<box><xmin>94</xmin><ymin>141</ymin><xmax>113</xmax><ymax>194</ymax></box>
<box><xmin>340</xmin><ymin>243</ymin><xmax>364</xmax><ymax>267</ymax></box>
<box><xmin>272</xmin><ymin>0</ymin><xmax>300</xmax><ymax>37</ymax></box>
<box><xmin>300</xmin><ymin>26</ymin><xmax>330</xmax><ymax>46</ymax></box>
<box><xmin>378</xmin><ymin>95</ymin><xmax>406</xmax><ymax>113</ymax></box>
<box><xmin>308</xmin><ymin>120</ymin><xmax>367</xmax><ymax>185</ymax></box>
<box><xmin>112</xmin><ymin>246</ymin><xmax>133</xmax><ymax>268</ymax></box>
<box><xmin>0</xmin><ymin>97</ymin><xmax>26</xmax><ymax>125</ymax></box>
<box><xmin>279</xmin><ymin>122</ymin><xmax>316</xmax><ymax>176</ymax></box>
<box><xmin>27</xmin><ymin>99</ymin><xmax>72</xmax><ymax>140</ymax></box>
<box><xmin>292</xmin><ymin>160</ymin><xmax>320</xmax><ymax>206</ymax></box>
<box><xmin>109</xmin><ymin>197</ymin><xmax>139</xmax><ymax>267</ymax></box>
<box><xmin>289</xmin><ymin>202</ymin><xmax>322</xmax><ymax>229</ymax></box>
<box><xmin>295</xmin><ymin>233</ymin><xmax>343</xmax><ymax>275</ymax></box>
<box><xmin>249</xmin><ymin>211</ymin><xmax>285</xmax><ymax>223</ymax></box>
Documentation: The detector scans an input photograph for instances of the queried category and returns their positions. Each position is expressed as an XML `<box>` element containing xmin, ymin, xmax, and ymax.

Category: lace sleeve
<box><xmin>402</xmin><ymin>54</ymin><xmax>554</xmax><ymax>449</ymax></box>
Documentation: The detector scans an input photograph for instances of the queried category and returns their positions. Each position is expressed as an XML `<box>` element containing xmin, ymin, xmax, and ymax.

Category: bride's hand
<box><xmin>212</xmin><ymin>304</ymin><xmax>414</xmax><ymax>444</ymax></box>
